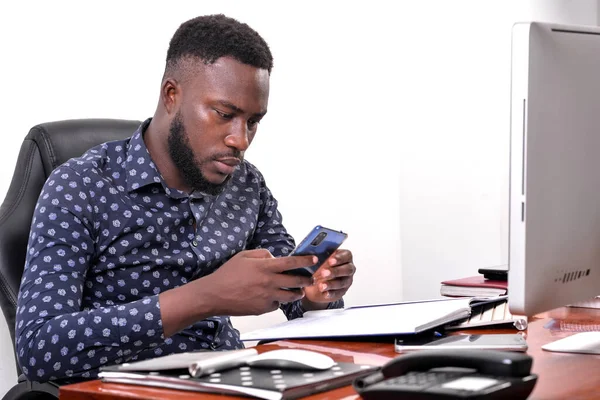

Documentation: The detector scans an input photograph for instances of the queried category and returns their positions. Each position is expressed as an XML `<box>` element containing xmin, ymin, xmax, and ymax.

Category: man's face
<box><xmin>168</xmin><ymin>56</ymin><xmax>270</xmax><ymax>195</ymax></box>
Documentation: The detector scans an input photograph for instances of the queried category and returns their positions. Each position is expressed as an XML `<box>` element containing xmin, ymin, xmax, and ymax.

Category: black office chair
<box><xmin>0</xmin><ymin>119</ymin><xmax>141</xmax><ymax>400</ymax></box>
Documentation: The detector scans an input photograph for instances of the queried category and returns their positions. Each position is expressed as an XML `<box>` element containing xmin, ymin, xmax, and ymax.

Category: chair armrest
<box><xmin>4</xmin><ymin>375</ymin><xmax>60</xmax><ymax>400</ymax></box>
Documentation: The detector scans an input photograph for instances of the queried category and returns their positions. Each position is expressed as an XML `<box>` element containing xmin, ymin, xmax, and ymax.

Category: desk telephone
<box><xmin>353</xmin><ymin>349</ymin><xmax>538</xmax><ymax>399</ymax></box>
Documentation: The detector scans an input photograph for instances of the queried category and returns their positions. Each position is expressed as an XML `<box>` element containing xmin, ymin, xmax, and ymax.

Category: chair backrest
<box><xmin>0</xmin><ymin>119</ymin><xmax>141</xmax><ymax>375</ymax></box>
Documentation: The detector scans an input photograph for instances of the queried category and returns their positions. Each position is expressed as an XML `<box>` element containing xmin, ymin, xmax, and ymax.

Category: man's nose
<box><xmin>224</xmin><ymin>121</ymin><xmax>250</xmax><ymax>151</ymax></box>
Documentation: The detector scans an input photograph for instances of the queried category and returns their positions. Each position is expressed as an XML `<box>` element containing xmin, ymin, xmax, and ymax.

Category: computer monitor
<box><xmin>508</xmin><ymin>21</ymin><xmax>600</xmax><ymax>348</ymax></box>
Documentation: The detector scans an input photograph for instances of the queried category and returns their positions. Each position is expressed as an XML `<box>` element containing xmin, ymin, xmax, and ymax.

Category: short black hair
<box><xmin>166</xmin><ymin>14</ymin><xmax>273</xmax><ymax>75</ymax></box>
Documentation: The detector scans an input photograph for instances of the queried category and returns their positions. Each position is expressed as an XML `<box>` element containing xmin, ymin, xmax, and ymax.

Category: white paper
<box><xmin>567</xmin><ymin>296</ymin><xmax>600</xmax><ymax>309</ymax></box>
<box><xmin>541</xmin><ymin>332</ymin><xmax>600</xmax><ymax>354</ymax></box>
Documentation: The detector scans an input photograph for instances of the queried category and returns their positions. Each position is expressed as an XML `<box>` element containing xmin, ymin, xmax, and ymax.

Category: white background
<box><xmin>0</xmin><ymin>0</ymin><xmax>597</xmax><ymax>394</ymax></box>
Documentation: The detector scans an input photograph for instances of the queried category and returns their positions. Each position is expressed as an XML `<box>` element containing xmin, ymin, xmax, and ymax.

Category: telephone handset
<box><xmin>353</xmin><ymin>349</ymin><xmax>538</xmax><ymax>399</ymax></box>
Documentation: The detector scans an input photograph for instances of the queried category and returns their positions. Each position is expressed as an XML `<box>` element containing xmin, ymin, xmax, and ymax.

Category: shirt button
<box><xmin>192</xmin><ymin>240</ymin><xmax>198</xmax><ymax>247</ymax></box>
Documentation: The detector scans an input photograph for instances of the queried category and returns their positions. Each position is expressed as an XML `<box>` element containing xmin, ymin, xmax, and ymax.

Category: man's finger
<box><xmin>322</xmin><ymin>288</ymin><xmax>347</xmax><ymax>301</ymax></box>
<box><xmin>275</xmin><ymin>288</ymin><xmax>305</xmax><ymax>304</ymax></box>
<box><xmin>315</xmin><ymin>263</ymin><xmax>356</xmax><ymax>281</ymax></box>
<box><xmin>263</xmin><ymin>254</ymin><xmax>318</xmax><ymax>273</ymax></box>
<box><xmin>318</xmin><ymin>276</ymin><xmax>353</xmax><ymax>292</ymax></box>
<box><xmin>274</xmin><ymin>273</ymin><xmax>313</xmax><ymax>289</ymax></box>
<box><xmin>328</xmin><ymin>249</ymin><xmax>352</xmax><ymax>266</ymax></box>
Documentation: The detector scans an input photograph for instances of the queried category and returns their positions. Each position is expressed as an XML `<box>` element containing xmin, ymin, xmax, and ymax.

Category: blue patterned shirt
<box><xmin>15</xmin><ymin>120</ymin><xmax>342</xmax><ymax>382</ymax></box>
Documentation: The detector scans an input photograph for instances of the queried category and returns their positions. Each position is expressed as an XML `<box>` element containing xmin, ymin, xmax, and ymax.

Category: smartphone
<box><xmin>285</xmin><ymin>225</ymin><xmax>348</xmax><ymax>277</ymax></box>
<box><xmin>395</xmin><ymin>334</ymin><xmax>528</xmax><ymax>353</ymax></box>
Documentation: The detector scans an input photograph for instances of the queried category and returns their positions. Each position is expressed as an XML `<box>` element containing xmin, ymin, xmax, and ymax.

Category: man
<box><xmin>15</xmin><ymin>14</ymin><xmax>355</xmax><ymax>382</ymax></box>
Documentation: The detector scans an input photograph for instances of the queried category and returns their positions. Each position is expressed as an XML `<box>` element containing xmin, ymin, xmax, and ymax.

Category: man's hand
<box><xmin>160</xmin><ymin>249</ymin><xmax>316</xmax><ymax>336</ymax></box>
<box><xmin>207</xmin><ymin>249</ymin><xmax>320</xmax><ymax>315</ymax></box>
<box><xmin>302</xmin><ymin>249</ymin><xmax>356</xmax><ymax>310</ymax></box>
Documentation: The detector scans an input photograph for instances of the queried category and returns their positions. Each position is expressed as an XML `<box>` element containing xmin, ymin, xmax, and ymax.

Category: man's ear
<box><xmin>161</xmin><ymin>78</ymin><xmax>179</xmax><ymax>115</ymax></box>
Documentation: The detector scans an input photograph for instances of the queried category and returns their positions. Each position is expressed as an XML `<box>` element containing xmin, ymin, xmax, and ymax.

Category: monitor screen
<box><xmin>508</xmin><ymin>21</ymin><xmax>600</xmax><ymax>317</ymax></box>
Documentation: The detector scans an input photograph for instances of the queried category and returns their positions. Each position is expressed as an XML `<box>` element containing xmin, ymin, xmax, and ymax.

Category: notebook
<box><xmin>240</xmin><ymin>297</ymin><xmax>507</xmax><ymax>342</ymax></box>
<box><xmin>440</xmin><ymin>275</ymin><xmax>508</xmax><ymax>297</ymax></box>
<box><xmin>100</xmin><ymin>360</ymin><xmax>378</xmax><ymax>400</ymax></box>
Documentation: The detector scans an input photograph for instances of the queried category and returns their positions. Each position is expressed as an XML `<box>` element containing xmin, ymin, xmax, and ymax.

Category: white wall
<box><xmin>399</xmin><ymin>0</ymin><xmax>598</xmax><ymax>301</ymax></box>
<box><xmin>0</xmin><ymin>0</ymin><xmax>597</xmax><ymax>396</ymax></box>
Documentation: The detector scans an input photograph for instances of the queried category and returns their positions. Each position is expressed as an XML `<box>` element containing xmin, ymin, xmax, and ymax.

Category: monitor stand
<box><xmin>541</xmin><ymin>332</ymin><xmax>600</xmax><ymax>354</ymax></box>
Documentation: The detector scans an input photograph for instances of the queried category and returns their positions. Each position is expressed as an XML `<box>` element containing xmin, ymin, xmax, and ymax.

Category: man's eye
<box><xmin>248</xmin><ymin>119</ymin><xmax>260</xmax><ymax>129</ymax></box>
<box><xmin>215</xmin><ymin>109</ymin><xmax>233</xmax><ymax>120</ymax></box>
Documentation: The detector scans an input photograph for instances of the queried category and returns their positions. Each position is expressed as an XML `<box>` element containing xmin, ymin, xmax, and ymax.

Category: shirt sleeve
<box><xmin>246</xmin><ymin>170</ymin><xmax>344</xmax><ymax>320</ymax></box>
<box><xmin>15</xmin><ymin>165</ymin><xmax>165</xmax><ymax>382</ymax></box>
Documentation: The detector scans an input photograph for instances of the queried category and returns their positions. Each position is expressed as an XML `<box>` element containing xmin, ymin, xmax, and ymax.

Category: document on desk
<box><xmin>240</xmin><ymin>297</ymin><xmax>503</xmax><ymax>342</ymax></box>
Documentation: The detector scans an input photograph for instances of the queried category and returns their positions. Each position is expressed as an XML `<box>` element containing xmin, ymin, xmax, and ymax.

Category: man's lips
<box><xmin>213</xmin><ymin>157</ymin><xmax>241</xmax><ymax>175</ymax></box>
<box><xmin>216</xmin><ymin>157</ymin><xmax>241</xmax><ymax>167</ymax></box>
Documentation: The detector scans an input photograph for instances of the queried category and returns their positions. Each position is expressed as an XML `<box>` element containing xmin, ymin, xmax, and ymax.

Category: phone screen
<box><xmin>395</xmin><ymin>334</ymin><xmax>528</xmax><ymax>353</ymax></box>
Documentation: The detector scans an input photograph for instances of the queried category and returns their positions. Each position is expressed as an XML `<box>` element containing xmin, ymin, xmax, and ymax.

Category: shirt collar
<box><xmin>125</xmin><ymin>118</ymin><xmax>226</xmax><ymax>200</ymax></box>
<box><xmin>125</xmin><ymin>119</ymin><xmax>170</xmax><ymax>194</ymax></box>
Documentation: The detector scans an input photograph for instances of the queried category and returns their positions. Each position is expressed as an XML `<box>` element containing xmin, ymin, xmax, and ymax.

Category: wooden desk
<box><xmin>60</xmin><ymin>304</ymin><xmax>600</xmax><ymax>400</ymax></box>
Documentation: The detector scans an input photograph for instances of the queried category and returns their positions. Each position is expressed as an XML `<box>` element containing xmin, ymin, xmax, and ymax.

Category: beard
<box><xmin>167</xmin><ymin>113</ymin><xmax>235</xmax><ymax>196</ymax></box>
